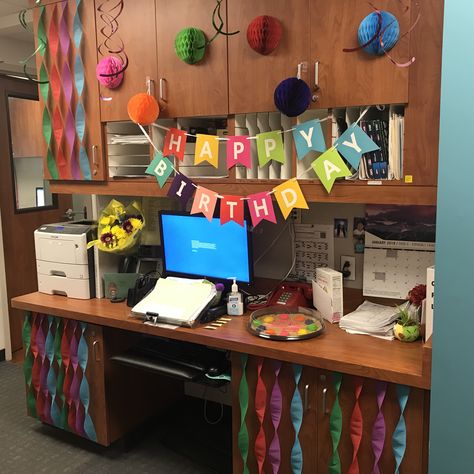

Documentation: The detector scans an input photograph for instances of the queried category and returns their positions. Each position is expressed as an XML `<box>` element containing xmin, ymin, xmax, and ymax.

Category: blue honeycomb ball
<box><xmin>358</xmin><ymin>11</ymin><xmax>400</xmax><ymax>56</ymax></box>
<box><xmin>274</xmin><ymin>77</ymin><xmax>311</xmax><ymax>117</ymax></box>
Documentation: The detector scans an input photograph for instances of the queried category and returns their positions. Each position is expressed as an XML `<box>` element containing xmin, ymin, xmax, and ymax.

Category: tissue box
<box><xmin>312</xmin><ymin>268</ymin><xmax>343</xmax><ymax>324</ymax></box>
<box><xmin>425</xmin><ymin>266</ymin><xmax>435</xmax><ymax>341</ymax></box>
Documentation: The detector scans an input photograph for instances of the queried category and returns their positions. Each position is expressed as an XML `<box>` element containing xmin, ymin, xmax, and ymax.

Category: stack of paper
<box><xmin>339</xmin><ymin>300</ymin><xmax>400</xmax><ymax>340</ymax></box>
<box><xmin>131</xmin><ymin>277</ymin><xmax>216</xmax><ymax>327</ymax></box>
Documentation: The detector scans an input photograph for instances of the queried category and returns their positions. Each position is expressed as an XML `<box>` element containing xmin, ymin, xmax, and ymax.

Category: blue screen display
<box><xmin>160</xmin><ymin>214</ymin><xmax>251</xmax><ymax>283</ymax></box>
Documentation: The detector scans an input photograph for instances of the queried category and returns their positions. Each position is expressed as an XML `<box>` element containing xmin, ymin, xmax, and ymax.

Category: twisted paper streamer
<box><xmin>372</xmin><ymin>381</ymin><xmax>387</xmax><ymax>474</ymax></box>
<box><xmin>238</xmin><ymin>354</ymin><xmax>250</xmax><ymax>474</ymax></box>
<box><xmin>290</xmin><ymin>364</ymin><xmax>303</xmax><ymax>474</ymax></box>
<box><xmin>254</xmin><ymin>358</ymin><xmax>267</xmax><ymax>473</ymax></box>
<box><xmin>268</xmin><ymin>361</ymin><xmax>282</xmax><ymax>474</ymax></box>
<box><xmin>22</xmin><ymin>313</ymin><xmax>37</xmax><ymax>417</ymax></box>
<box><xmin>329</xmin><ymin>372</ymin><xmax>343</xmax><ymax>474</ymax></box>
<box><xmin>74</xmin><ymin>0</ymin><xmax>92</xmax><ymax>180</ymax></box>
<box><xmin>348</xmin><ymin>378</ymin><xmax>364</xmax><ymax>474</ymax></box>
<box><xmin>392</xmin><ymin>384</ymin><xmax>410</xmax><ymax>474</ymax></box>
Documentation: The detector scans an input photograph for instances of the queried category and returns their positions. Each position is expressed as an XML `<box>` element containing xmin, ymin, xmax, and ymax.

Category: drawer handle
<box><xmin>314</xmin><ymin>60</ymin><xmax>320</xmax><ymax>90</ymax></box>
<box><xmin>93</xmin><ymin>340</ymin><xmax>101</xmax><ymax>362</ymax></box>
<box><xmin>303</xmin><ymin>383</ymin><xmax>310</xmax><ymax>411</ymax></box>
<box><xmin>159</xmin><ymin>78</ymin><xmax>167</xmax><ymax>102</ymax></box>
<box><xmin>322</xmin><ymin>387</ymin><xmax>328</xmax><ymax>414</ymax></box>
<box><xmin>92</xmin><ymin>145</ymin><xmax>99</xmax><ymax>176</ymax></box>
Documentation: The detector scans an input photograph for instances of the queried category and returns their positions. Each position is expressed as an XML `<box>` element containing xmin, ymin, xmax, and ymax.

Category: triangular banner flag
<box><xmin>273</xmin><ymin>179</ymin><xmax>309</xmax><ymax>220</ymax></box>
<box><xmin>220</xmin><ymin>195</ymin><xmax>244</xmax><ymax>226</ymax></box>
<box><xmin>311</xmin><ymin>147</ymin><xmax>352</xmax><ymax>193</ymax></box>
<box><xmin>292</xmin><ymin>119</ymin><xmax>326</xmax><ymax>160</ymax></box>
<box><xmin>195</xmin><ymin>134</ymin><xmax>219</xmax><ymax>168</ymax></box>
<box><xmin>334</xmin><ymin>124</ymin><xmax>379</xmax><ymax>169</ymax></box>
<box><xmin>167</xmin><ymin>173</ymin><xmax>195</xmax><ymax>205</ymax></box>
<box><xmin>247</xmin><ymin>192</ymin><xmax>277</xmax><ymax>227</ymax></box>
<box><xmin>256</xmin><ymin>131</ymin><xmax>285</xmax><ymax>167</ymax></box>
<box><xmin>163</xmin><ymin>128</ymin><xmax>187</xmax><ymax>161</ymax></box>
<box><xmin>191</xmin><ymin>186</ymin><xmax>218</xmax><ymax>221</ymax></box>
<box><xmin>226</xmin><ymin>136</ymin><xmax>251</xmax><ymax>169</ymax></box>
<box><xmin>145</xmin><ymin>152</ymin><xmax>173</xmax><ymax>187</ymax></box>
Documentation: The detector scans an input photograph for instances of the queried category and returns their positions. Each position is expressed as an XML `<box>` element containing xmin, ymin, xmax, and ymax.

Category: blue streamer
<box><xmin>392</xmin><ymin>384</ymin><xmax>410</xmax><ymax>473</ymax></box>
<box><xmin>290</xmin><ymin>364</ymin><xmax>303</xmax><ymax>474</ymax></box>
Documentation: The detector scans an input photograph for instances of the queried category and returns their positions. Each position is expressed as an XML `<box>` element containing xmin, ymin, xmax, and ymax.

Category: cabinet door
<box><xmin>23</xmin><ymin>313</ymin><xmax>108</xmax><ymax>446</ymax></box>
<box><xmin>33</xmin><ymin>1</ymin><xmax>105</xmax><ymax>180</ymax></box>
<box><xmin>155</xmin><ymin>0</ymin><xmax>228</xmax><ymax>118</ymax></box>
<box><xmin>317</xmin><ymin>370</ymin><xmax>428</xmax><ymax>474</ymax></box>
<box><xmin>95</xmin><ymin>0</ymin><xmax>158</xmax><ymax>122</ymax></box>
<box><xmin>232</xmin><ymin>354</ymin><xmax>317</xmax><ymax>474</ymax></box>
<box><xmin>310</xmin><ymin>0</ymin><xmax>411</xmax><ymax>108</ymax></box>
<box><xmin>228</xmin><ymin>0</ymin><xmax>310</xmax><ymax>114</ymax></box>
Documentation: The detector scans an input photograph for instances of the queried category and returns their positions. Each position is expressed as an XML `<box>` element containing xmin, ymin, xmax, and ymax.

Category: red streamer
<box><xmin>348</xmin><ymin>378</ymin><xmax>364</xmax><ymax>474</ymax></box>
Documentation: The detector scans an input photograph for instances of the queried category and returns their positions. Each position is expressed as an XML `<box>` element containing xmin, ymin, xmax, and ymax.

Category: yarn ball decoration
<box><xmin>175</xmin><ymin>27</ymin><xmax>207</xmax><ymax>64</ymax></box>
<box><xmin>274</xmin><ymin>77</ymin><xmax>312</xmax><ymax>117</ymax></box>
<box><xmin>358</xmin><ymin>10</ymin><xmax>400</xmax><ymax>56</ymax></box>
<box><xmin>96</xmin><ymin>55</ymin><xmax>124</xmax><ymax>89</ymax></box>
<box><xmin>127</xmin><ymin>93</ymin><xmax>160</xmax><ymax>125</ymax></box>
<box><xmin>247</xmin><ymin>15</ymin><xmax>282</xmax><ymax>55</ymax></box>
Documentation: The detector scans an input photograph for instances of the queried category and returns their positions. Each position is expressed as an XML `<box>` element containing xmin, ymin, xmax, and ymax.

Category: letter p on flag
<box><xmin>274</xmin><ymin>179</ymin><xmax>308</xmax><ymax>219</ymax></box>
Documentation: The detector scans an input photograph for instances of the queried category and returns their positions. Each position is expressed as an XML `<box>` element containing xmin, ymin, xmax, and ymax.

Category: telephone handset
<box><xmin>267</xmin><ymin>282</ymin><xmax>312</xmax><ymax>308</ymax></box>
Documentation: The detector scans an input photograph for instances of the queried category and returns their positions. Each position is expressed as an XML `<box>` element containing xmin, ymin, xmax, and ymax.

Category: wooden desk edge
<box><xmin>12</xmin><ymin>294</ymin><xmax>432</xmax><ymax>390</ymax></box>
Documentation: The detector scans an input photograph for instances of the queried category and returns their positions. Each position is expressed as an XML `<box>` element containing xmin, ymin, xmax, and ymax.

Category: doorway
<box><xmin>0</xmin><ymin>75</ymin><xmax>72</xmax><ymax>354</ymax></box>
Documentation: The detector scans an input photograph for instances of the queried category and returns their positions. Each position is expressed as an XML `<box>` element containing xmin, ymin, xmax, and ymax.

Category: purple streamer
<box><xmin>269</xmin><ymin>361</ymin><xmax>282</xmax><ymax>474</ymax></box>
<box><xmin>372</xmin><ymin>381</ymin><xmax>387</xmax><ymax>474</ymax></box>
<box><xmin>59</xmin><ymin>2</ymin><xmax>70</xmax><ymax>57</ymax></box>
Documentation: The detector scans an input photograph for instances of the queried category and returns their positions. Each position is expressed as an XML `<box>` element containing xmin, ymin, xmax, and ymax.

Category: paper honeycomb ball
<box><xmin>175</xmin><ymin>27</ymin><xmax>207</xmax><ymax>64</ymax></box>
<box><xmin>127</xmin><ymin>93</ymin><xmax>160</xmax><ymax>125</ymax></box>
<box><xmin>247</xmin><ymin>15</ymin><xmax>282</xmax><ymax>55</ymax></box>
<box><xmin>274</xmin><ymin>77</ymin><xmax>311</xmax><ymax>117</ymax></box>
<box><xmin>358</xmin><ymin>10</ymin><xmax>400</xmax><ymax>55</ymax></box>
<box><xmin>96</xmin><ymin>55</ymin><xmax>124</xmax><ymax>89</ymax></box>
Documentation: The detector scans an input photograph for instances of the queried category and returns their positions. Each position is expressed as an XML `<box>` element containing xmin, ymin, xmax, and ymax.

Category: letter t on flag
<box><xmin>273</xmin><ymin>179</ymin><xmax>308</xmax><ymax>219</ymax></box>
<box><xmin>163</xmin><ymin>128</ymin><xmax>187</xmax><ymax>161</ymax></box>
<box><xmin>220</xmin><ymin>195</ymin><xmax>244</xmax><ymax>226</ymax></box>
<box><xmin>247</xmin><ymin>192</ymin><xmax>276</xmax><ymax>227</ymax></box>
<box><xmin>191</xmin><ymin>186</ymin><xmax>218</xmax><ymax>221</ymax></box>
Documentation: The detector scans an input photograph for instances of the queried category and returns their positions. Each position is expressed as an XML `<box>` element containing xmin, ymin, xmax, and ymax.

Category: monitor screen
<box><xmin>159</xmin><ymin>212</ymin><xmax>253</xmax><ymax>284</ymax></box>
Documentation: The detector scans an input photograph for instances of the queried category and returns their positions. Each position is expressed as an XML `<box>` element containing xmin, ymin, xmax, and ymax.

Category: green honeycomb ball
<box><xmin>174</xmin><ymin>27</ymin><xmax>206</xmax><ymax>64</ymax></box>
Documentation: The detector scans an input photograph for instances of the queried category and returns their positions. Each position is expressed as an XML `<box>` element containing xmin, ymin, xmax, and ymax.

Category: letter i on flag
<box><xmin>220</xmin><ymin>195</ymin><xmax>244</xmax><ymax>226</ymax></box>
<box><xmin>145</xmin><ymin>151</ymin><xmax>173</xmax><ymax>187</ymax></box>
<box><xmin>273</xmin><ymin>179</ymin><xmax>308</xmax><ymax>219</ymax></box>
<box><xmin>167</xmin><ymin>173</ymin><xmax>195</xmax><ymax>206</ymax></box>
<box><xmin>163</xmin><ymin>128</ymin><xmax>187</xmax><ymax>161</ymax></box>
<box><xmin>195</xmin><ymin>134</ymin><xmax>219</xmax><ymax>168</ymax></box>
<box><xmin>191</xmin><ymin>186</ymin><xmax>218</xmax><ymax>221</ymax></box>
<box><xmin>311</xmin><ymin>147</ymin><xmax>352</xmax><ymax>193</ymax></box>
<box><xmin>226</xmin><ymin>136</ymin><xmax>251</xmax><ymax>169</ymax></box>
<box><xmin>334</xmin><ymin>124</ymin><xmax>379</xmax><ymax>169</ymax></box>
<box><xmin>247</xmin><ymin>192</ymin><xmax>276</xmax><ymax>227</ymax></box>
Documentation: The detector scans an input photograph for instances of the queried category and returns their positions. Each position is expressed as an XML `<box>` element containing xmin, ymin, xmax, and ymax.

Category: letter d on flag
<box><xmin>273</xmin><ymin>179</ymin><xmax>308</xmax><ymax>219</ymax></box>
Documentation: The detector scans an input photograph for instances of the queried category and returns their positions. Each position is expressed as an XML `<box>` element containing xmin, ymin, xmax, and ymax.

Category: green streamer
<box><xmin>238</xmin><ymin>354</ymin><xmax>250</xmax><ymax>474</ymax></box>
<box><xmin>329</xmin><ymin>373</ymin><xmax>343</xmax><ymax>474</ymax></box>
<box><xmin>22</xmin><ymin>313</ymin><xmax>33</xmax><ymax>387</ymax></box>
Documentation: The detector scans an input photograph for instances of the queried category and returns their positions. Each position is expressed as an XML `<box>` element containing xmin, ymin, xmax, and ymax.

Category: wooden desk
<box><xmin>12</xmin><ymin>291</ymin><xmax>431</xmax><ymax>473</ymax></box>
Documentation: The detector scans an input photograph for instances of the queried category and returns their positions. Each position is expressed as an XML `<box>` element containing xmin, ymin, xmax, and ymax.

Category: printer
<box><xmin>34</xmin><ymin>221</ymin><xmax>97</xmax><ymax>299</ymax></box>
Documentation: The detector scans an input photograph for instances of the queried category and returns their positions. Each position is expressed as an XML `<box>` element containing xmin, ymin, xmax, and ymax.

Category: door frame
<box><xmin>0</xmin><ymin>209</ymin><xmax>12</xmax><ymax>361</ymax></box>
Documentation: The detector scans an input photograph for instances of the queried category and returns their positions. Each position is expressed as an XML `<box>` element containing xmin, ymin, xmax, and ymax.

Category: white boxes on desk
<box><xmin>312</xmin><ymin>268</ymin><xmax>343</xmax><ymax>324</ymax></box>
<box><xmin>425</xmin><ymin>266</ymin><xmax>435</xmax><ymax>341</ymax></box>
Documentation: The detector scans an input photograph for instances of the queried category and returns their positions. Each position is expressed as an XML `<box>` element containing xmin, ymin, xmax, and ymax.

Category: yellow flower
<box><xmin>102</xmin><ymin>225</ymin><xmax>111</xmax><ymax>234</ymax></box>
<box><xmin>129</xmin><ymin>218</ymin><xmax>143</xmax><ymax>231</ymax></box>
<box><xmin>100</xmin><ymin>216</ymin><xmax>114</xmax><ymax>226</ymax></box>
<box><xmin>111</xmin><ymin>226</ymin><xmax>127</xmax><ymax>241</ymax></box>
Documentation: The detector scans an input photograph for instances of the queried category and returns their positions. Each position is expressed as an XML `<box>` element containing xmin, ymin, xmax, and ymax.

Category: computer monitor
<box><xmin>158</xmin><ymin>211</ymin><xmax>253</xmax><ymax>284</ymax></box>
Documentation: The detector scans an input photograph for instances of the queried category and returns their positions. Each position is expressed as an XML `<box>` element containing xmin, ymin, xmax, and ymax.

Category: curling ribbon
<box><xmin>392</xmin><ymin>385</ymin><xmax>410</xmax><ymax>474</ymax></box>
<box><xmin>348</xmin><ymin>378</ymin><xmax>364</xmax><ymax>474</ymax></box>
<box><xmin>238</xmin><ymin>354</ymin><xmax>250</xmax><ymax>474</ymax></box>
<box><xmin>74</xmin><ymin>0</ymin><xmax>92</xmax><ymax>180</ymax></box>
<box><xmin>78</xmin><ymin>322</ymin><xmax>97</xmax><ymax>441</ymax></box>
<box><xmin>268</xmin><ymin>361</ymin><xmax>282</xmax><ymax>474</ymax></box>
<box><xmin>254</xmin><ymin>358</ymin><xmax>267</xmax><ymax>473</ymax></box>
<box><xmin>372</xmin><ymin>381</ymin><xmax>387</xmax><ymax>474</ymax></box>
<box><xmin>329</xmin><ymin>372</ymin><xmax>343</xmax><ymax>474</ymax></box>
<box><xmin>290</xmin><ymin>364</ymin><xmax>304</xmax><ymax>474</ymax></box>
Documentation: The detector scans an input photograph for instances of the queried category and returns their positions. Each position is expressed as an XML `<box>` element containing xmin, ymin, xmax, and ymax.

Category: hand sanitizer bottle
<box><xmin>227</xmin><ymin>279</ymin><xmax>244</xmax><ymax>316</ymax></box>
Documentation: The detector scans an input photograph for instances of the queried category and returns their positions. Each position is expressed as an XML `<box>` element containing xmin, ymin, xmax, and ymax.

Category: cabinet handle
<box><xmin>93</xmin><ymin>340</ymin><xmax>101</xmax><ymax>362</ymax></box>
<box><xmin>146</xmin><ymin>76</ymin><xmax>154</xmax><ymax>96</ymax></box>
<box><xmin>314</xmin><ymin>60</ymin><xmax>320</xmax><ymax>90</ymax></box>
<box><xmin>159</xmin><ymin>78</ymin><xmax>167</xmax><ymax>102</ymax></box>
<box><xmin>303</xmin><ymin>384</ymin><xmax>310</xmax><ymax>411</ymax></box>
<box><xmin>322</xmin><ymin>387</ymin><xmax>328</xmax><ymax>414</ymax></box>
<box><xmin>92</xmin><ymin>145</ymin><xmax>99</xmax><ymax>176</ymax></box>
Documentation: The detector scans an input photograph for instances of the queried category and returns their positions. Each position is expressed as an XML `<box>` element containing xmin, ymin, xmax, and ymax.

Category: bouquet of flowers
<box><xmin>393</xmin><ymin>284</ymin><xmax>426</xmax><ymax>342</ymax></box>
<box><xmin>87</xmin><ymin>199</ymin><xmax>145</xmax><ymax>254</ymax></box>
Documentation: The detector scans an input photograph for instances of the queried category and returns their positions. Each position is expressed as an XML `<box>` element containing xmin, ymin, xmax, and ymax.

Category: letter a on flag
<box><xmin>195</xmin><ymin>134</ymin><xmax>219</xmax><ymax>168</ymax></box>
<box><xmin>311</xmin><ymin>148</ymin><xmax>352</xmax><ymax>193</ymax></box>
<box><xmin>273</xmin><ymin>179</ymin><xmax>308</xmax><ymax>220</ymax></box>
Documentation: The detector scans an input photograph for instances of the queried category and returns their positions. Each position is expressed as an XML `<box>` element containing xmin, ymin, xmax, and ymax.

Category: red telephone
<box><xmin>267</xmin><ymin>282</ymin><xmax>313</xmax><ymax>308</ymax></box>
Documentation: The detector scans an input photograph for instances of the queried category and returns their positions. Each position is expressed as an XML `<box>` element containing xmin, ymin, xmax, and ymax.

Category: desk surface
<box><xmin>12</xmin><ymin>291</ymin><xmax>431</xmax><ymax>389</ymax></box>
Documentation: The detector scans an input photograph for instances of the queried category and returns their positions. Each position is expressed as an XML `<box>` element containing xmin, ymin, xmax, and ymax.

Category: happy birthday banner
<box><xmin>140</xmin><ymin>108</ymin><xmax>377</xmax><ymax>227</ymax></box>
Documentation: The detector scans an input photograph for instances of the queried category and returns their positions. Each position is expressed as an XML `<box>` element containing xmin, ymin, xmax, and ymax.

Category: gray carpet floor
<box><xmin>0</xmin><ymin>362</ymin><xmax>226</xmax><ymax>474</ymax></box>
